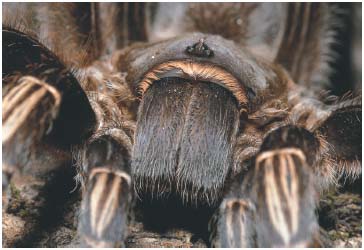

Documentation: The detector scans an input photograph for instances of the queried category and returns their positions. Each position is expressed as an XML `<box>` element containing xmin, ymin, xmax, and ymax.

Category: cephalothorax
<box><xmin>2</xmin><ymin>2</ymin><xmax>361</xmax><ymax>247</ymax></box>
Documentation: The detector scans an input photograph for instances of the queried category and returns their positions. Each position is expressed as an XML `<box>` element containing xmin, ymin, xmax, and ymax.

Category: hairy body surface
<box><xmin>2</xmin><ymin>2</ymin><xmax>361</xmax><ymax>248</ymax></box>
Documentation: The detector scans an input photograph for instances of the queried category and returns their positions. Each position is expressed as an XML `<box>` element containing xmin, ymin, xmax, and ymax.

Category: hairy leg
<box><xmin>3</xmin><ymin>76</ymin><xmax>62</xmax><ymax>184</ymax></box>
<box><xmin>2</xmin><ymin>27</ymin><xmax>95</xmax><ymax>195</ymax></box>
<box><xmin>77</xmin><ymin>131</ymin><xmax>133</xmax><ymax>247</ymax></box>
<box><xmin>211</xmin><ymin>125</ymin><xmax>320</xmax><ymax>247</ymax></box>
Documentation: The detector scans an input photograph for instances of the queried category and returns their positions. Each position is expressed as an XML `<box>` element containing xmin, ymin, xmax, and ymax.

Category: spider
<box><xmin>2</xmin><ymin>2</ymin><xmax>362</xmax><ymax>248</ymax></box>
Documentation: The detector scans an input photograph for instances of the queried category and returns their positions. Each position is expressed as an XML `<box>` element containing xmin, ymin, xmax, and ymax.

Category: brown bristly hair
<box><xmin>186</xmin><ymin>3</ymin><xmax>258</xmax><ymax>44</ymax></box>
<box><xmin>138</xmin><ymin>61</ymin><xmax>248</xmax><ymax>110</ymax></box>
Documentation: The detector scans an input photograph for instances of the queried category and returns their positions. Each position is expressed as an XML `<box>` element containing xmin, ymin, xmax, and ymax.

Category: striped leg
<box><xmin>252</xmin><ymin>148</ymin><xmax>317</xmax><ymax>247</ymax></box>
<box><xmin>209</xmin><ymin>195</ymin><xmax>256</xmax><ymax>248</ymax></box>
<box><xmin>3</xmin><ymin>27</ymin><xmax>96</xmax><ymax>201</ymax></box>
<box><xmin>78</xmin><ymin>133</ymin><xmax>132</xmax><ymax>247</ymax></box>
<box><xmin>3</xmin><ymin>76</ymin><xmax>64</xmax><ymax>191</ymax></box>
<box><xmin>212</xmin><ymin>126</ymin><xmax>319</xmax><ymax>247</ymax></box>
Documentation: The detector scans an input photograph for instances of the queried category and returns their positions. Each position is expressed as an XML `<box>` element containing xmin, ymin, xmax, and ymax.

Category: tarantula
<box><xmin>2</xmin><ymin>2</ymin><xmax>362</xmax><ymax>248</ymax></box>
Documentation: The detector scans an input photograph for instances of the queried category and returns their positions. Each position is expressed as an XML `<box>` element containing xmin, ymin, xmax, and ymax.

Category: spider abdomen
<box><xmin>132</xmin><ymin>77</ymin><xmax>239</xmax><ymax>205</ymax></box>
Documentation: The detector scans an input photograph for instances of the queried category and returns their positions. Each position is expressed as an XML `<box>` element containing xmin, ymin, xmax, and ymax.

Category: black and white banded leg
<box><xmin>78</xmin><ymin>133</ymin><xmax>132</xmax><ymax>247</ymax></box>
<box><xmin>212</xmin><ymin>126</ymin><xmax>320</xmax><ymax>247</ymax></box>
<box><xmin>2</xmin><ymin>26</ymin><xmax>96</xmax><ymax>201</ymax></box>
<box><xmin>209</xmin><ymin>194</ymin><xmax>256</xmax><ymax>248</ymax></box>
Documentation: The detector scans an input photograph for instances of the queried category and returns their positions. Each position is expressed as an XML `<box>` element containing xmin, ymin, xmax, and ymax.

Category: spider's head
<box><xmin>120</xmin><ymin>32</ymin><xmax>291</xmax><ymax>112</ymax></box>
<box><xmin>119</xmin><ymin>33</ymin><xmax>292</xmax><ymax>205</ymax></box>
